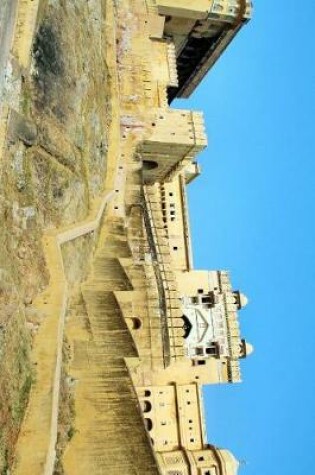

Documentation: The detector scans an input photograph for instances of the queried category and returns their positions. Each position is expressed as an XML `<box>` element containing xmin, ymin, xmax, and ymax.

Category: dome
<box><xmin>239</xmin><ymin>293</ymin><xmax>249</xmax><ymax>308</ymax></box>
<box><xmin>245</xmin><ymin>342</ymin><xmax>254</xmax><ymax>356</ymax></box>
<box><xmin>233</xmin><ymin>291</ymin><xmax>249</xmax><ymax>309</ymax></box>
<box><xmin>240</xmin><ymin>339</ymin><xmax>254</xmax><ymax>358</ymax></box>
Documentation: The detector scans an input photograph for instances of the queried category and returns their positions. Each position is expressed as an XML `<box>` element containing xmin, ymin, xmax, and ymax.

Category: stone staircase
<box><xmin>64</xmin><ymin>217</ymin><xmax>160</xmax><ymax>474</ymax></box>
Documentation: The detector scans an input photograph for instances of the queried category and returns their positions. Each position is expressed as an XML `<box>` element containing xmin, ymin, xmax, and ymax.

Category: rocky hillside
<box><xmin>0</xmin><ymin>0</ymin><xmax>110</xmax><ymax>471</ymax></box>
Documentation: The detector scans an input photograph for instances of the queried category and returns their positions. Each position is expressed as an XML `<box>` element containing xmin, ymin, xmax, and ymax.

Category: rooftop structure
<box><xmin>138</xmin><ymin>384</ymin><xmax>241</xmax><ymax>474</ymax></box>
<box><xmin>147</xmin><ymin>0</ymin><xmax>252</xmax><ymax>101</ymax></box>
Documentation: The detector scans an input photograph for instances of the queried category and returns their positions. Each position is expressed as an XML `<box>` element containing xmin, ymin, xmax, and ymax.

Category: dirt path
<box><xmin>12</xmin><ymin>0</ymin><xmax>121</xmax><ymax>472</ymax></box>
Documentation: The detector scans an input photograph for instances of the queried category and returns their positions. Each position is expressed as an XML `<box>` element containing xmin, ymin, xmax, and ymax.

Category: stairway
<box><xmin>63</xmin><ymin>218</ymin><xmax>160</xmax><ymax>474</ymax></box>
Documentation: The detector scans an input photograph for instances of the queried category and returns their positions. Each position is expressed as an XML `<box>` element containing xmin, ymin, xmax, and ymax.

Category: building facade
<box><xmin>7</xmin><ymin>1</ymin><xmax>254</xmax><ymax>473</ymax></box>
<box><xmin>123</xmin><ymin>2</ymin><xmax>254</xmax><ymax>474</ymax></box>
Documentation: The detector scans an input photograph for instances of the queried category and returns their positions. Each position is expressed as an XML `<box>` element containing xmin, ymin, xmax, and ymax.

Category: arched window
<box><xmin>141</xmin><ymin>400</ymin><xmax>152</xmax><ymax>413</ymax></box>
<box><xmin>182</xmin><ymin>315</ymin><xmax>192</xmax><ymax>339</ymax></box>
<box><xmin>144</xmin><ymin>418</ymin><xmax>153</xmax><ymax>431</ymax></box>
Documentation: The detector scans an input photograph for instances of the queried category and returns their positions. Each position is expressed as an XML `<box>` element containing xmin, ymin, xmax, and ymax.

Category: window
<box><xmin>206</xmin><ymin>347</ymin><xmax>217</xmax><ymax>355</ymax></box>
<box><xmin>131</xmin><ymin>317</ymin><xmax>141</xmax><ymax>330</ymax></box>
<box><xmin>142</xmin><ymin>400</ymin><xmax>152</xmax><ymax>413</ymax></box>
<box><xmin>198</xmin><ymin>289</ymin><xmax>204</xmax><ymax>294</ymax></box>
<box><xmin>206</xmin><ymin>343</ymin><xmax>219</xmax><ymax>356</ymax></box>
<box><xmin>173</xmin><ymin>246</ymin><xmax>178</xmax><ymax>251</ymax></box>
<box><xmin>203</xmin><ymin>470</ymin><xmax>217</xmax><ymax>475</ymax></box>
<box><xmin>144</xmin><ymin>418</ymin><xmax>153</xmax><ymax>431</ymax></box>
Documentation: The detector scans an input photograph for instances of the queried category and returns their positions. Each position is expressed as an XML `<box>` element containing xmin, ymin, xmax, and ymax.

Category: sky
<box><xmin>175</xmin><ymin>1</ymin><xmax>315</xmax><ymax>474</ymax></box>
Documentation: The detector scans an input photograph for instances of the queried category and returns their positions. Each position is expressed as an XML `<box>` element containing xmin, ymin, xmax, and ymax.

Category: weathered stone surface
<box><xmin>0</xmin><ymin>0</ymin><xmax>111</xmax><ymax>471</ymax></box>
<box><xmin>8</xmin><ymin>110</ymin><xmax>37</xmax><ymax>146</ymax></box>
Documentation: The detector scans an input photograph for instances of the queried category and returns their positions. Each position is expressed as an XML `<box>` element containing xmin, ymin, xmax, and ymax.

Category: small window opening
<box><xmin>142</xmin><ymin>400</ymin><xmax>152</xmax><ymax>413</ymax></box>
<box><xmin>131</xmin><ymin>317</ymin><xmax>142</xmax><ymax>330</ymax></box>
<box><xmin>144</xmin><ymin>418</ymin><xmax>153</xmax><ymax>431</ymax></box>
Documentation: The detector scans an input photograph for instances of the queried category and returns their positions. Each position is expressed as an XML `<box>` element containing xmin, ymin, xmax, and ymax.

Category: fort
<box><xmin>0</xmin><ymin>1</ymin><xmax>253</xmax><ymax>474</ymax></box>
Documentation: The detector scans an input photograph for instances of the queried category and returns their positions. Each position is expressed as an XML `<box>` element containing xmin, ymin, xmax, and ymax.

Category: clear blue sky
<box><xmin>176</xmin><ymin>1</ymin><xmax>315</xmax><ymax>474</ymax></box>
